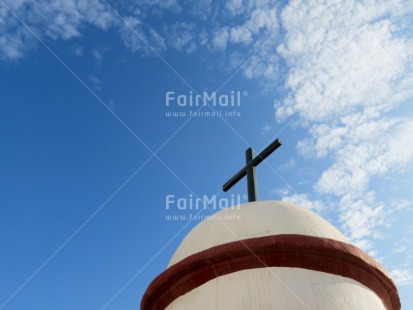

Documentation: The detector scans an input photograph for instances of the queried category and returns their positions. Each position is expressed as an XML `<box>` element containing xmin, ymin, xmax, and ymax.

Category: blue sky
<box><xmin>1</xmin><ymin>0</ymin><xmax>413</xmax><ymax>309</ymax></box>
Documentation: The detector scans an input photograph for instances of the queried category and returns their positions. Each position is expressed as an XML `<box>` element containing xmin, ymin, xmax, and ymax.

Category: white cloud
<box><xmin>236</xmin><ymin>18</ymin><xmax>280</xmax><ymax>82</ymax></box>
<box><xmin>0</xmin><ymin>29</ymin><xmax>28</xmax><ymax>60</ymax></box>
<box><xmin>390</xmin><ymin>268</ymin><xmax>413</xmax><ymax>286</ymax></box>
<box><xmin>92</xmin><ymin>48</ymin><xmax>102</xmax><ymax>63</ymax></box>
<box><xmin>164</xmin><ymin>22</ymin><xmax>196</xmax><ymax>53</ymax></box>
<box><xmin>228</xmin><ymin>8</ymin><xmax>278</xmax><ymax>46</ymax></box>
<box><xmin>282</xmin><ymin>193</ymin><xmax>324</xmax><ymax>213</ymax></box>
<box><xmin>0</xmin><ymin>0</ymin><xmax>176</xmax><ymax>60</ymax></box>
<box><xmin>225</xmin><ymin>0</ymin><xmax>279</xmax><ymax>17</ymax></box>
<box><xmin>316</xmin><ymin>118</ymin><xmax>413</xmax><ymax>196</ymax></box>
<box><xmin>395</xmin><ymin>245</ymin><xmax>407</xmax><ymax>253</ymax></box>
<box><xmin>148</xmin><ymin>28</ymin><xmax>166</xmax><ymax>51</ymax></box>
<box><xmin>209</xmin><ymin>3</ymin><xmax>279</xmax><ymax>76</ymax></box>
<box><xmin>119</xmin><ymin>16</ymin><xmax>144</xmax><ymax>52</ymax></box>
<box><xmin>225</xmin><ymin>0</ymin><xmax>245</xmax><ymax>16</ymax></box>
<box><xmin>211</xmin><ymin>27</ymin><xmax>229</xmax><ymax>50</ymax></box>
<box><xmin>186</xmin><ymin>0</ymin><xmax>212</xmax><ymax>20</ymax></box>
<box><xmin>89</xmin><ymin>75</ymin><xmax>102</xmax><ymax>91</ymax></box>
<box><xmin>0</xmin><ymin>0</ymin><xmax>280</xmax><ymax>62</ymax></box>
<box><xmin>271</xmin><ymin>186</ymin><xmax>291</xmax><ymax>196</ymax></box>
<box><xmin>278</xmin><ymin>159</ymin><xmax>296</xmax><ymax>170</ymax></box>
<box><xmin>276</xmin><ymin>0</ymin><xmax>413</xmax><ymax>122</ymax></box>
<box><xmin>270</xmin><ymin>0</ymin><xmax>413</xmax><ymax>252</ymax></box>
<box><xmin>217</xmin><ymin>5</ymin><xmax>281</xmax><ymax>82</ymax></box>
<box><xmin>77</xmin><ymin>0</ymin><xmax>115</xmax><ymax>30</ymax></box>
<box><xmin>135</xmin><ymin>0</ymin><xmax>182</xmax><ymax>13</ymax></box>
<box><xmin>119</xmin><ymin>16</ymin><xmax>166</xmax><ymax>55</ymax></box>
<box><xmin>0</xmin><ymin>0</ymin><xmax>117</xmax><ymax>60</ymax></box>
<box><xmin>199</xmin><ymin>29</ymin><xmax>209</xmax><ymax>46</ymax></box>
<box><xmin>230</xmin><ymin>26</ymin><xmax>253</xmax><ymax>45</ymax></box>
<box><xmin>338</xmin><ymin>192</ymin><xmax>386</xmax><ymax>241</ymax></box>
<box><xmin>247</xmin><ymin>8</ymin><xmax>277</xmax><ymax>33</ymax></box>
<box><xmin>107</xmin><ymin>99</ymin><xmax>115</xmax><ymax>110</ymax></box>
<box><xmin>260</xmin><ymin>123</ymin><xmax>272</xmax><ymax>135</ymax></box>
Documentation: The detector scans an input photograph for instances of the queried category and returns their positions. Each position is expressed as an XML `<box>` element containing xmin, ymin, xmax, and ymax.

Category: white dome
<box><xmin>142</xmin><ymin>201</ymin><xmax>400</xmax><ymax>310</ymax></box>
<box><xmin>169</xmin><ymin>200</ymin><xmax>348</xmax><ymax>266</ymax></box>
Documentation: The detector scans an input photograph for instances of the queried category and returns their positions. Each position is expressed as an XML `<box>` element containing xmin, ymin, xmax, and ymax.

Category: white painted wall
<box><xmin>166</xmin><ymin>267</ymin><xmax>385</xmax><ymax>310</ymax></box>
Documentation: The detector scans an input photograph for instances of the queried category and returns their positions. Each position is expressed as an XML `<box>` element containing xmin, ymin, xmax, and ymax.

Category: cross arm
<box><xmin>251</xmin><ymin>138</ymin><xmax>282</xmax><ymax>167</ymax></box>
<box><xmin>222</xmin><ymin>167</ymin><xmax>247</xmax><ymax>192</ymax></box>
<box><xmin>222</xmin><ymin>138</ymin><xmax>282</xmax><ymax>194</ymax></box>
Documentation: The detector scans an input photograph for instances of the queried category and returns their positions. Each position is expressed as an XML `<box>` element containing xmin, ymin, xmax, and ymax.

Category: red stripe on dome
<box><xmin>141</xmin><ymin>234</ymin><xmax>400</xmax><ymax>310</ymax></box>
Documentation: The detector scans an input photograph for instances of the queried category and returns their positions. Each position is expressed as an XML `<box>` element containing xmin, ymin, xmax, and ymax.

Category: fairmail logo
<box><xmin>165</xmin><ymin>90</ymin><xmax>247</xmax><ymax>107</ymax></box>
<box><xmin>165</xmin><ymin>194</ymin><xmax>244</xmax><ymax>210</ymax></box>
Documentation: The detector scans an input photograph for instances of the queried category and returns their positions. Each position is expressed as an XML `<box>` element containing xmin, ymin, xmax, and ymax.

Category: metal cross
<box><xmin>222</xmin><ymin>138</ymin><xmax>282</xmax><ymax>202</ymax></box>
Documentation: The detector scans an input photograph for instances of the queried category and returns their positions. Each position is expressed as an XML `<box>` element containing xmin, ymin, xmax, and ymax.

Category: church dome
<box><xmin>142</xmin><ymin>201</ymin><xmax>400</xmax><ymax>310</ymax></box>
<box><xmin>169</xmin><ymin>200</ymin><xmax>348</xmax><ymax>266</ymax></box>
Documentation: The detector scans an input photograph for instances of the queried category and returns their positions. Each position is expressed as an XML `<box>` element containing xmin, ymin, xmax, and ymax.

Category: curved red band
<box><xmin>141</xmin><ymin>234</ymin><xmax>400</xmax><ymax>310</ymax></box>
